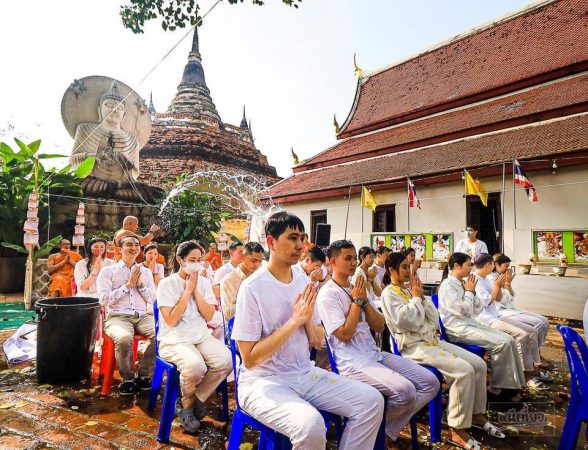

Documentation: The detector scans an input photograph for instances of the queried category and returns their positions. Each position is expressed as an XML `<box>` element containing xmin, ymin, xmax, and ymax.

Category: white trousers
<box><xmin>491</xmin><ymin>318</ymin><xmax>540</xmax><ymax>371</ymax></box>
<box><xmin>448</xmin><ymin>324</ymin><xmax>526</xmax><ymax>390</ymax></box>
<box><xmin>402</xmin><ymin>340</ymin><xmax>487</xmax><ymax>429</ymax></box>
<box><xmin>344</xmin><ymin>353</ymin><xmax>439</xmax><ymax>440</ymax></box>
<box><xmin>239</xmin><ymin>366</ymin><xmax>384</xmax><ymax>450</ymax></box>
<box><xmin>503</xmin><ymin>311</ymin><xmax>549</xmax><ymax>347</ymax></box>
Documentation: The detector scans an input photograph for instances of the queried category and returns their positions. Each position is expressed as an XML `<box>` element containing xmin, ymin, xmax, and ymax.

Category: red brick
<box><xmin>124</xmin><ymin>415</ymin><xmax>160</xmax><ymax>434</ymax></box>
<box><xmin>0</xmin><ymin>432</ymin><xmax>39</xmax><ymax>449</ymax></box>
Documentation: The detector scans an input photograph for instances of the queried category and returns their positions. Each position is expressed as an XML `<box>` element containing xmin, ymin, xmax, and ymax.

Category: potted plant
<box><xmin>0</xmin><ymin>138</ymin><xmax>94</xmax><ymax>293</ymax></box>
<box><xmin>553</xmin><ymin>254</ymin><xmax>568</xmax><ymax>277</ymax></box>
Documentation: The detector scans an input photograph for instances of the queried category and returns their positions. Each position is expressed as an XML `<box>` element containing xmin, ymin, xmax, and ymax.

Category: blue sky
<box><xmin>1</xmin><ymin>0</ymin><xmax>532</xmax><ymax>177</ymax></box>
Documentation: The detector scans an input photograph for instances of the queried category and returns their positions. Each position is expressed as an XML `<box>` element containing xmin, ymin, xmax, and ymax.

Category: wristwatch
<box><xmin>351</xmin><ymin>297</ymin><xmax>369</xmax><ymax>308</ymax></box>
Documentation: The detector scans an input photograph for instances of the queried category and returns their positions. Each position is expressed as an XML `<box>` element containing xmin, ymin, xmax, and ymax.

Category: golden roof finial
<box><xmin>353</xmin><ymin>53</ymin><xmax>363</xmax><ymax>79</ymax></box>
<box><xmin>333</xmin><ymin>114</ymin><xmax>340</xmax><ymax>134</ymax></box>
<box><xmin>291</xmin><ymin>147</ymin><xmax>300</xmax><ymax>166</ymax></box>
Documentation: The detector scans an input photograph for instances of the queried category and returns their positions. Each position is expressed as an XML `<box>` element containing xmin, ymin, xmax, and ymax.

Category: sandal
<box><xmin>472</xmin><ymin>421</ymin><xmax>506</xmax><ymax>439</ymax></box>
<box><xmin>537</xmin><ymin>371</ymin><xmax>554</xmax><ymax>383</ymax></box>
<box><xmin>447</xmin><ymin>438</ymin><xmax>482</xmax><ymax>449</ymax></box>
<box><xmin>178</xmin><ymin>407</ymin><xmax>201</xmax><ymax>434</ymax></box>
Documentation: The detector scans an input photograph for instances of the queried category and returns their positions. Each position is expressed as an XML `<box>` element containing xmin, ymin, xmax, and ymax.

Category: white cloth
<box><xmin>3</xmin><ymin>323</ymin><xmax>37</xmax><ymax>364</ymax></box>
<box><xmin>474</xmin><ymin>273</ymin><xmax>501</xmax><ymax>325</ymax></box>
<box><xmin>317</xmin><ymin>279</ymin><xmax>380</xmax><ymax>373</ymax></box>
<box><xmin>373</xmin><ymin>264</ymin><xmax>386</xmax><ymax>287</ymax></box>
<box><xmin>292</xmin><ymin>262</ymin><xmax>311</xmax><ymax>282</ymax></box>
<box><xmin>96</xmin><ymin>260</ymin><xmax>156</xmax><ymax>318</ymax></box>
<box><xmin>454</xmin><ymin>239</ymin><xmax>488</xmax><ymax>258</ymax></box>
<box><xmin>231</xmin><ymin>265</ymin><xmax>319</xmax><ymax>382</ymax></box>
<box><xmin>74</xmin><ymin>258</ymin><xmax>115</xmax><ymax>297</ymax></box>
<box><xmin>351</xmin><ymin>267</ymin><xmax>376</xmax><ymax>302</ymax></box>
<box><xmin>438</xmin><ymin>275</ymin><xmax>484</xmax><ymax>333</ymax></box>
<box><xmin>239</xmin><ymin>367</ymin><xmax>384</xmax><ymax>450</ymax></box>
<box><xmin>156</xmin><ymin>273</ymin><xmax>217</xmax><ymax>345</ymax></box>
<box><xmin>213</xmin><ymin>261</ymin><xmax>237</xmax><ymax>286</ymax></box>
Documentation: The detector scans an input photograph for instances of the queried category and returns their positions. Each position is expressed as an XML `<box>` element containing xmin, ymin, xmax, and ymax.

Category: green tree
<box><xmin>0</xmin><ymin>138</ymin><xmax>95</xmax><ymax>257</ymax></box>
<box><xmin>120</xmin><ymin>0</ymin><xmax>302</xmax><ymax>34</ymax></box>
<box><xmin>158</xmin><ymin>174</ymin><xmax>228</xmax><ymax>244</ymax></box>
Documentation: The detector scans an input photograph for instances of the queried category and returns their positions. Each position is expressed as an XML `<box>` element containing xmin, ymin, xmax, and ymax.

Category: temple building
<box><xmin>139</xmin><ymin>28</ymin><xmax>279</xmax><ymax>187</ymax></box>
<box><xmin>269</xmin><ymin>0</ymin><xmax>588</xmax><ymax>318</ymax></box>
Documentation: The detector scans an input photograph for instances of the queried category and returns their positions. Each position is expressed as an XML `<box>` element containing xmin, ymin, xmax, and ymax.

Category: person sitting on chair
<box><xmin>438</xmin><ymin>252</ymin><xmax>526</xmax><ymax>401</ymax></box>
<box><xmin>157</xmin><ymin>240</ymin><xmax>232</xmax><ymax>434</ymax></box>
<box><xmin>232</xmin><ymin>211</ymin><xmax>385</xmax><ymax>449</ymax></box>
<box><xmin>318</xmin><ymin>241</ymin><xmax>439</xmax><ymax>448</ymax></box>
<box><xmin>381</xmin><ymin>252</ymin><xmax>504</xmax><ymax>448</ymax></box>
<box><xmin>97</xmin><ymin>235</ymin><xmax>156</xmax><ymax>396</ymax></box>
<box><xmin>47</xmin><ymin>239</ymin><xmax>82</xmax><ymax>297</ymax></box>
<box><xmin>74</xmin><ymin>237</ymin><xmax>114</xmax><ymax>298</ymax></box>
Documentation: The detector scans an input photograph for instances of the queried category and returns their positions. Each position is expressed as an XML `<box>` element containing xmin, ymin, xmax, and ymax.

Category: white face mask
<box><xmin>184</xmin><ymin>262</ymin><xmax>202</xmax><ymax>275</ymax></box>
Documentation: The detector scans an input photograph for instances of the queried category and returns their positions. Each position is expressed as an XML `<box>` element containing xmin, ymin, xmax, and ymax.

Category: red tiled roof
<box><xmin>300</xmin><ymin>73</ymin><xmax>588</xmax><ymax>170</ymax></box>
<box><xmin>270</xmin><ymin>113</ymin><xmax>588</xmax><ymax>201</ymax></box>
<box><xmin>339</xmin><ymin>0</ymin><xmax>588</xmax><ymax>138</ymax></box>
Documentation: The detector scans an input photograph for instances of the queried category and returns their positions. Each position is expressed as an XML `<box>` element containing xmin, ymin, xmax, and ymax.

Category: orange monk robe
<box><xmin>48</xmin><ymin>251</ymin><xmax>82</xmax><ymax>297</ymax></box>
<box><xmin>204</xmin><ymin>251</ymin><xmax>222</xmax><ymax>271</ymax></box>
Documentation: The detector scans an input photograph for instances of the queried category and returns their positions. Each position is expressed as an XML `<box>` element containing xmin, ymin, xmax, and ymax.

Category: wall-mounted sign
<box><xmin>371</xmin><ymin>232</ymin><xmax>454</xmax><ymax>260</ymax></box>
<box><xmin>533</xmin><ymin>230</ymin><xmax>588</xmax><ymax>264</ymax></box>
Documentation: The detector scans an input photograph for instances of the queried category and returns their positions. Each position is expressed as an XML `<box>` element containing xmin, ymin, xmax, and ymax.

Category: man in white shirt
<box><xmin>220</xmin><ymin>242</ymin><xmax>264</xmax><ymax>321</ymax></box>
<box><xmin>454</xmin><ymin>225</ymin><xmax>488</xmax><ymax>259</ymax></box>
<box><xmin>292</xmin><ymin>246</ymin><xmax>326</xmax><ymax>286</ymax></box>
<box><xmin>212</xmin><ymin>242</ymin><xmax>244</xmax><ymax>297</ymax></box>
<box><xmin>232</xmin><ymin>211</ymin><xmax>384</xmax><ymax>449</ymax></box>
<box><xmin>97</xmin><ymin>235</ymin><xmax>157</xmax><ymax>395</ymax></box>
<box><xmin>318</xmin><ymin>240</ymin><xmax>439</xmax><ymax>444</ymax></box>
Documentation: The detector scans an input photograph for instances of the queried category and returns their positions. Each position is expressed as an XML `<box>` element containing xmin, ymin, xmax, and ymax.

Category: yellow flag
<box><xmin>464</xmin><ymin>170</ymin><xmax>488</xmax><ymax>206</ymax></box>
<box><xmin>362</xmin><ymin>186</ymin><xmax>378</xmax><ymax>211</ymax></box>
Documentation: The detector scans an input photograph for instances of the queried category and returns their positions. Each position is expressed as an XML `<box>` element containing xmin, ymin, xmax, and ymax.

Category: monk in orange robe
<box><xmin>204</xmin><ymin>243</ymin><xmax>222</xmax><ymax>270</ymax></box>
<box><xmin>112</xmin><ymin>216</ymin><xmax>159</xmax><ymax>263</ymax></box>
<box><xmin>47</xmin><ymin>239</ymin><xmax>82</xmax><ymax>297</ymax></box>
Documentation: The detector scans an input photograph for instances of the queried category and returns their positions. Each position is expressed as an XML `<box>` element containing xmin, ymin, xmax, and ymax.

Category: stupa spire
<box><xmin>167</xmin><ymin>26</ymin><xmax>220</xmax><ymax>120</ymax></box>
<box><xmin>148</xmin><ymin>92</ymin><xmax>156</xmax><ymax>115</ymax></box>
<box><xmin>240</xmin><ymin>105</ymin><xmax>249</xmax><ymax>130</ymax></box>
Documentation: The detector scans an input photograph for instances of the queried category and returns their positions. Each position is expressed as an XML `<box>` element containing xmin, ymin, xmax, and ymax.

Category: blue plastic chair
<box><xmin>227</xmin><ymin>317</ymin><xmax>342</xmax><ymax>450</ymax></box>
<box><xmin>324</xmin><ymin>337</ymin><xmax>419</xmax><ymax>449</ymax></box>
<box><xmin>431</xmin><ymin>294</ymin><xmax>485</xmax><ymax>358</ymax></box>
<box><xmin>389</xmin><ymin>334</ymin><xmax>443</xmax><ymax>443</ymax></box>
<box><xmin>148</xmin><ymin>301</ymin><xmax>229</xmax><ymax>443</ymax></box>
<box><xmin>556</xmin><ymin>324</ymin><xmax>588</xmax><ymax>450</ymax></box>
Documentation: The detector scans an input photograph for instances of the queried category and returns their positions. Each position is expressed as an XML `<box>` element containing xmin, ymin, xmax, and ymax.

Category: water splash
<box><xmin>157</xmin><ymin>170</ymin><xmax>282</xmax><ymax>245</ymax></box>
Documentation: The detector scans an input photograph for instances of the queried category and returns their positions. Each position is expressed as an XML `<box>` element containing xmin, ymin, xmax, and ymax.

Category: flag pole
<box><xmin>501</xmin><ymin>163</ymin><xmax>505</xmax><ymax>251</ymax></box>
<box><xmin>407</xmin><ymin>178</ymin><xmax>410</xmax><ymax>232</ymax></box>
<box><xmin>344</xmin><ymin>186</ymin><xmax>352</xmax><ymax>240</ymax></box>
<box><xmin>512</xmin><ymin>160</ymin><xmax>517</xmax><ymax>230</ymax></box>
<box><xmin>361</xmin><ymin>185</ymin><xmax>364</xmax><ymax>234</ymax></box>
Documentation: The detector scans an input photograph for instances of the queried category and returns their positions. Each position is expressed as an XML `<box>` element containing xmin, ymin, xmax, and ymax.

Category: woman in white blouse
<box><xmin>74</xmin><ymin>237</ymin><xmax>114</xmax><ymax>298</ymax></box>
<box><xmin>142</xmin><ymin>243</ymin><xmax>165</xmax><ymax>287</ymax></box>
<box><xmin>351</xmin><ymin>246</ymin><xmax>382</xmax><ymax>303</ymax></box>
<box><xmin>381</xmin><ymin>252</ymin><xmax>502</xmax><ymax>448</ymax></box>
<box><xmin>156</xmin><ymin>240</ymin><xmax>232</xmax><ymax>434</ymax></box>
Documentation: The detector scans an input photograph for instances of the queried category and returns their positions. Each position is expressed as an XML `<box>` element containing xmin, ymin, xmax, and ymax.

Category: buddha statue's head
<box><xmin>98</xmin><ymin>80</ymin><xmax>126</xmax><ymax>128</ymax></box>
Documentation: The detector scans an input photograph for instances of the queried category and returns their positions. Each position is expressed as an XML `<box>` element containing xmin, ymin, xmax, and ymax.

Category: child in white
<box><xmin>157</xmin><ymin>241</ymin><xmax>232</xmax><ymax>433</ymax></box>
<box><xmin>318</xmin><ymin>241</ymin><xmax>438</xmax><ymax>443</ymax></box>
<box><xmin>232</xmin><ymin>212</ymin><xmax>384</xmax><ymax>450</ymax></box>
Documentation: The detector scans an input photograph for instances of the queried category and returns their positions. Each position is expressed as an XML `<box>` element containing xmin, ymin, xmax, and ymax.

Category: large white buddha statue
<box><xmin>70</xmin><ymin>81</ymin><xmax>140</xmax><ymax>182</ymax></box>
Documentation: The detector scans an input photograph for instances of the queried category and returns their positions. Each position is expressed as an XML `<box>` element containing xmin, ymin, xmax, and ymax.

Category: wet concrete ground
<box><xmin>0</xmin><ymin>319</ymin><xmax>586</xmax><ymax>449</ymax></box>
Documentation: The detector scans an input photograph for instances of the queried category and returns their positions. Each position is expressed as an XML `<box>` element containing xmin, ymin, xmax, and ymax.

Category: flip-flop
<box><xmin>447</xmin><ymin>438</ymin><xmax>482</xmax><ymax>449</ymax></box>
<box><xmin>472</xmin><ymin>421</ymin><xmax>506</xmax><ymax>439</ymax></box>
<box><xmin>527</xmin><ymin>378</ymin><xmax>549</xmax><ymax>391</ymax></box>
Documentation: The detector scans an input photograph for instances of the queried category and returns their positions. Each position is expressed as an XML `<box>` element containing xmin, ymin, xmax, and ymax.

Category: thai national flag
<box><xmin>408</xmin><ymin>178</ymin><xmax>421</xmax><ymax>209</ymax></box>
<box><xmin>514</xmin><ymin>159</ymin><xmax>538</xmax><ymax>202</ymax></box>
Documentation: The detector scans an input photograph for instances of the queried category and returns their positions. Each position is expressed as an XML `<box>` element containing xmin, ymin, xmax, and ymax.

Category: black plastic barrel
<box><xmin>35</xmin><ymin>297</ymin><xmax>100</xmax><ymax>384</ymax></box>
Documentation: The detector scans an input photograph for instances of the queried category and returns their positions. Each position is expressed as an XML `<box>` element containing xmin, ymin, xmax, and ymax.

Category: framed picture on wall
<box><xmin>389</xmin><ymin>235</ymin><xmax>406</xmax><ymax>252</ymax></box>
<box><xmin>410</xmin><ymin>234</ymin><xmax>426</xmax><ymax>259</ymax></box>
<box><xmin>532</xmin><ymin>230</ymin><xmax>588</xmax><ymax>264</ymax></box>
<box><xmin>535</xmin><ymin>231</ymin><xmax>564</xmax><ymax>261</ymax></box>
<box><xmin>573</xmin><ymin>232</ymin><xmax>588</xmax><ymax>263</ymax></box>
<box><xmin>432</xmin><ymin>234</ymin><xmax>451</xmax><ymax>260</ymax></box>
<box><xmin>372</xmin><ymin>235</ymin><xmax>386</xmax><ymax>250</ymax></box>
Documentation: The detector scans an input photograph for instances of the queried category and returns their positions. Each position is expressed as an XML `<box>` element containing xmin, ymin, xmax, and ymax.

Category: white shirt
<box><xmin>454</xmin><ymin>239</ymin><xmax>488</xmax><ymax>258</ymax></box>
<box><xmin>231</xmin><ymin>265</ymin><xmax>319</xmax><ymax>382</ymax></box>
<box><xmin>438</xmin><ymin>274</ymin><xmax>484</xmax><ymax>334</ymax></box>
<box><xmin>97</xmin><ymin>260</ymin><xmax>156</xmax><ymax>318</ymax></box>
<box><xmin>156</xmin><ymin>273</ymin><xmax>217</xmax><ymax>345</ymax></box>
<box><xmin>213</xmin><ymin>261</ymin><xmax>238</xmax><ymax>286</ymax></box>
<box><xmin>373</xmin><ymin>264</ymin><xmax>386</xmax><ymax>288</ymax></box>
<box><xmin>292</xmin><ymin>262</ymin><xmax>311</xmax><ymax>282</ymax></box>
<box><xmin>74</xmin><ymin>258</ymin><xmax>114</xmax><ymax>298</ymax></box>
<box><xmin>474</xmin><ymin>273</ymin><xmax>501</xmax><ymax>325</ymax></box>
<box><xmin>318</xmin><ymin>279</ymin><xmax>380</xmax><ymax>373</ymax></box>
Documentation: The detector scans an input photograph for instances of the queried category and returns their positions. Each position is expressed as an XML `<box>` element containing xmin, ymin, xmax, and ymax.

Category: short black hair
<box><xmin>358</xmin><ymin>246</ymin><xmax>375</xmax><ymax>261</ymax></box>
<box><xmin>144</xmin><ymin>243</ymin><xmax>158</xmax><ymax>254</ymax></box>
<box><xmin>117</xmin><ymin>234</ymin><xmax>139</xmax><ymax>247</ymax></box>
<box><xmin>244</xmin><ymin>241</ymin><xmax>264</xmax><ymax>255</ymax></box>
<box><xmin>229</xmin><ymin>242</ymin><xmax>243</xmax><ymax>252</ymax></box>
<box><xmin>467</xmin><ymin>224</ymin><xmax>479</xmax><ymax>231</ymax></box>
<box><xmin>327</xmin><ymin>240</ymin><xmax>355</xmax><ymax>259</ymax></box>
<box><xmin>265</xmin><ymin>211</ymin><xmax>305</xmax><ymax>239</ymax></box>
<box><xmin>474</xmin><ymin>253</ymin><xmax>494</xmax><ymax>268</ymax></box>
<box><xmin>307</xmin><ymin>246</ymin><xmax>326</xmax><ymax>263</ymax></box>
<box><xmin>375</xmin><ymin>246</ymin><xmax>391</xmax><ymax>255</ymax></box>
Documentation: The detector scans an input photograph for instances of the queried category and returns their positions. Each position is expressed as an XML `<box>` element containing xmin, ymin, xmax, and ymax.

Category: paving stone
<box><xmin>0</xmin><ymin>431</ymin><xmax>38</xmax><ymax>449</ymax></box>
<box><xmin>124</xmin><ymin>415</ymin><xmax>160</xmax><ymax>434</ymax></box>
